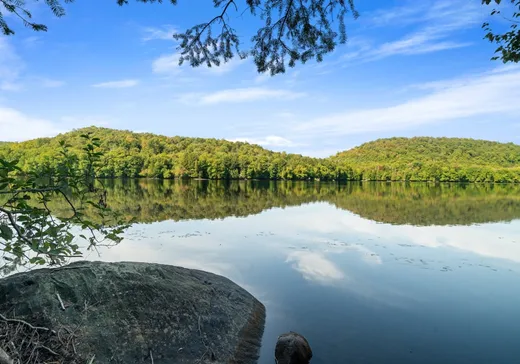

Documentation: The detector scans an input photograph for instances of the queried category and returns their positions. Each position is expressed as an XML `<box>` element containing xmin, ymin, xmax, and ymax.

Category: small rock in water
<box><xmin>275</xmin><ymin>332</ymin><xmax>312</xmax><ymax>364</ymax></box>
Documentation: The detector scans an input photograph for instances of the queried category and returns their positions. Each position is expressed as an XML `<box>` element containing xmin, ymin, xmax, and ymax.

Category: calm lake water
<box><xmin>80</xmin><ymin>180</ymin><xmax>520</xmax><ymax>363</ymax></box>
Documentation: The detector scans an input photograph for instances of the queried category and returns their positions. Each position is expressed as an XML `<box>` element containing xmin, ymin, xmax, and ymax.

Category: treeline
<box><xmin>38</xmin><ymin>180</ymin><xmax>520</xmax><ymax>226</ymax></box>
<box><xmin>332</xmin><ymin>137</ymin><xmax>520</xmax><ymax>183</ymax></box>
<box><xmin>1</xmin><ymin>127</ymin><xmax>520</xmax><ymax>182</ymax></box>
<box><xmin>0</xmin><ymin>127</ymin><xmax>337</xmax><ymax>180</ymax></box>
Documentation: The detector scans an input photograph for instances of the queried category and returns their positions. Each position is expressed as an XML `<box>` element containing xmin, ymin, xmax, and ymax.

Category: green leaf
<box><xmin>0</xmin><ymin>224</ymin><xmax>14</xmax><ymax>240</ymax></box>
<box><xmin>29</xmin><ymin>257</ymin><xmax>46</xmax><ymax>265</ymax></box>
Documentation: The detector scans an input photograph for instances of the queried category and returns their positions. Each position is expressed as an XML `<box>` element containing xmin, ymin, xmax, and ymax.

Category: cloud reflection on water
<box><xmin>286</xmin><ymin>251</ymin><xmax>346</xmax><ymax>284</ymax></box>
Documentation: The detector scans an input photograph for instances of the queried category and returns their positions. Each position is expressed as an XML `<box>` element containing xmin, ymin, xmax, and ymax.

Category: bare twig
<box><xmin>196</xmin><ymin>315</ymin><xmax>210</xmax><ymax>364</ymax></box>
<box><xmin>0</xmin><ymin>314</ymin><xmax>55</xmax><ymax>334</ymax></box>
<box><xmin>278</xmin><ymin>0</ymin><xmax>295</xmax><ymax>38</ymax></box>
<box><xmin>0</xmin><ymin>207</ymin><xmax>32</xmax><ymax>246</ymax></box>
<box><xmin>56</xmin><ymin>293</ymin><xmax>66</xmax><ymax>311</ymax></box>
<box><xmin>36</xmin><ymin>345</ymin><xmax>59</xmax><ymax>356</ymax></box>
<box><xmin>0</xmin><ymin>187</ymin><xmax>60</xmax><ymax>195</ymax></box>
<box><xmin>189</xmin><ymin>0</ymin><xmax>237</xmax><ymax>47</ymax></box>
<box><xmin>149</xmin><ymin>349</ymin><xmax>154</xmax><ymax>364</ymax></box>
<box><xmin>0</xmin><ymin>347</ymin><xmax>13</xmax><ymax>364</ymax></box>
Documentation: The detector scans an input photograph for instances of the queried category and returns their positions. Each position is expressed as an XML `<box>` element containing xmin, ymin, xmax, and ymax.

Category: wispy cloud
<box><xmin>369</xmin><ymin>33</ymin><xmax>471</xmax><ymax>59</ymax></box>
<box><xmin>229</xmin><ymin>135</ymin><xmax>299</xmax><ymax>148</ymax></box>
<box><xmin>0</xmin><ymin>39</ymin><xmax>65</xmax><ymax>91</ymax></box>
<box><xmin>344</xmin><ymin>0</ymin><xmax>483</xmax><ymax>61</ymax></box>
<box><xmin>22</xmin><ymin>36</ymin><xmax>42</xmax><ymax>48</ymax></box>
<box><xmin>0</xmin><ymin>38</ymin><xmax>23</xmax><ymax>91</ymax></box>
<box><xmin>141</xmin><ymin>25</ymin><xmax>177</xmax><ymax>41</ymax></box>
<box><xmin>91</xmin><ymin>79</ymin><xmax>139</xmax><ymax>88</ymax></box>
<box><xmin>38</xmin><ymin>78</ymin><xmax>65</xmax><ymax>88</ymax></box>
<box><xmin>366</xmin><ymin>0</ymin><xmax>482</xmax><ymax>28</ymax></box>
<box><xmin>152</xmin><ymin>53</ymin><xmax>244</xmax><ymax>76</ymax></box>
<box><xmin>152</xmin><ymin>53</ymin><xmax>182</xmax><ymax>75</ymax></box>
<box><xmin>177</xmin><ymin>87</ymin><xmax>306</xmax><ymax>105</ymax></box>
<box><xmin>296</xmin><ymin>66</ymin><xmax>520</xmax><ymax>136</ymax></box>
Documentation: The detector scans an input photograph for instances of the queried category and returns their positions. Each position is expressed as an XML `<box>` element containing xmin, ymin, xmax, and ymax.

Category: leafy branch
<box><xmin>4</xmin><ymin>0</ymin><xmax>517</xmax><ymax>74</ymax></box>
<box><xmin>0</xmin><ymin>133</ymin><xmax>131</xmax><ymax>272</ymax></box>
<box><xmin>1</xmin><ymin>0</ymin><xmax>358</xmax><ymax>75</ymax></box>
<box><xmin>0</xmin><ymin>0</ymin><xmax>72</xmax><ymax>35</ymax></box>
<box><xmin>482</xmin><ymin>0</ymin><xmax>520</xmax><ymax>63</ymax></box>
<box><xmin>174</xmin><ymin>0</ymin><xmax>358</xmax><ymax>75</ymax></box>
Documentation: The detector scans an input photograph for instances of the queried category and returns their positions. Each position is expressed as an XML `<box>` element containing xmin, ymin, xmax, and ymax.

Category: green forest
<box><xmin>1</xmin><ymin>127</ymin><xmax>520</xmax><ymax>182</ymax></box>
<box><xmin>32</xmin><ymin>179</ymin><xmax>520</xmax><ymax>226</ymax></box>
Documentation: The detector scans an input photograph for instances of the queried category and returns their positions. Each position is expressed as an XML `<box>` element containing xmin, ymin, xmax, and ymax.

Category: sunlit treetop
<box><xmin>0</xmin><ymin>0</ymin><xmax>519</xmax><ymax>75</ymax></box>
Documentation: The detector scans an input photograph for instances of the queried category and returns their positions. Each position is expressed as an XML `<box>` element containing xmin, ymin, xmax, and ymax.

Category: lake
<box><xmin>78</xmin><ymin>180</ymin><xmax>520</xmax><ymax>363</ymax></box>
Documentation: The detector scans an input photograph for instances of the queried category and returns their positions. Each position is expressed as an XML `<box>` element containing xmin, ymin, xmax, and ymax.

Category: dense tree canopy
<box><xmin>332</xmin><ymin>137</ymin><xmax>520</xmax><ymax>182</ymax></box>
<box><xmin>1</xmin><ymin>127</ymin><xmax>520</xmax><ymax>183</ymax></box>
<box><xmin>39</xmin><ymin>178</ymin><xmax>520</xmax><ymax>226</ymax></box>
<box><xmin>2</xmin><ymin>127</ymin><xmax>520</xmax><ymax>270</ymax></box>
<box><xmin>0</xmin><ymin>0</ymin><xmax>518</xmax><ymax>74</ymax></box>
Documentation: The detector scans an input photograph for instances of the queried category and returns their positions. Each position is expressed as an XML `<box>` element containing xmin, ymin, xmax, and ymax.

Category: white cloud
<box><xmin>324</xmin><ymin>211</ymin><xmax>520</xmax><ymax>264</ymax></box>
<box><xmin>0</xmin><ymin>107</ymin><xmax>62</xmax><ymax>141</ymax></box>
<box><xmin>367</xmin><ymin>0</ymin><xmax>483</xmax><ymax>29</ymax></box>
<box><xmin>345</xmin><ymin>244</ymin><xmax>383</xmax><ymax>265</ymax></box>
<box><xmin>152</xmin><ymin>53</ymin><xmax>182</xmax><ymax>75</ymax></box>
<box><xmin>286</xmin><ymin>251</ymin><xmax>346</xmax><ymax>284</ymax></box>
<box><xmin>38</xmin><ymin>78</ymin><xmax>65</xmax><ymax>88</ymax></box>
<box><xmin>296</xmin><ymin>66</ymin><xmax>520</xmax><ymax>136</ymax></box>
<box><xmin>0</xmin><ymin>106</ymin><xmax>118</xmax><ymax>142</ymax></box>
<box><xmin>91</xmin><ymin>79</ymin><xmax>139</xmax><ymax>88</ymax></box>
<box><xmin>275</xmin><ymin>112</ymin><xmax>296</xmax><ymax>119</ymax></box>
<box><xmin>0</xmin><ymin>38</ymin><xmax>23</xmax><ymax>91</ymax></box>
<box><xmin>141</xmin><ymin>25</ymin><xmax>178</xmax><ymax>41</ymax></box>
<box><xmin>22</xmin><ymin>36</ymin><xmax>42</xmax><ymax>48</ymax></box>
<box><xmin>205</xmin><ymin>57</ymin><xmax>245</xmax><ymax>75</ymax></box>
<box><xmin>230</xmin><ymin>135</ymin><xmax>298</xmax><ymax>148</ymax></box>
<box><xmin>178</xmin><ymin>87</ymin><xmax>305</xmax><ymax>105</ymax></box>
<box><xmin>371</xmin><ymin>35</ymin><xmax>471</xmax><ymax>59</ymax></box>
<box><xmin>344</xmin><ymin>0</ymin><xmax>483</xmax><ymax>61</ymax></box>
<box><xmin>0</xmin><ymin>39</ymin><xmax>64</xmax><ymax>90</ymax></box>
<box><xmin>152</xmin><ymin>52</ymin><xmax>245</xmax><ymax>76</ymax></box>
<box><xmin>254</xmin><ymin>73</ymin><xmax>271</xmax><ymax>84</ymax></box>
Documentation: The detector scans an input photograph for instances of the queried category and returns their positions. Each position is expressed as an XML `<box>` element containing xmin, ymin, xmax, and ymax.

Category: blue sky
<box><xmin>0</xmin><ymin>0</ymin><xmax>519</xmax><ymax>157</ymax></box>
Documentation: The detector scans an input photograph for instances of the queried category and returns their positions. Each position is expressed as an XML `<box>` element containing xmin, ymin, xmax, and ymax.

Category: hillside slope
<box><xmin>0</xmin><ymin>127</ymin><xmax>333</xmax><ymax>180</ymax></box>
<box><xmin>1</xmin><ymin>129</ymin><xmax>519</xmax><ymax>182</ymax></box>
<box><xmin>332</xmin><ymin>137</ymin><xmax>520</xmax><ymax>182</ymax></box>
<box><xmin>334</xmin><ymin>137</ymin><xmax>520</xmax><ymax>167</ymax></box>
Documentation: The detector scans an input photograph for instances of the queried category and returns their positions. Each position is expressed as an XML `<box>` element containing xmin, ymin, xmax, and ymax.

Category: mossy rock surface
<box><xmin>0</xmin><ymin>261</ymin><xmax>265</xmax><ymax>364</ymax></box>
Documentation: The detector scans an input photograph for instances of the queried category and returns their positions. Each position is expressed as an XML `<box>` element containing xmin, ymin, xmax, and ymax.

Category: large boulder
<box><xmin>0</xmin><ymin>261</ymin><xmax>265</xmax><ymax>364</ymax></box>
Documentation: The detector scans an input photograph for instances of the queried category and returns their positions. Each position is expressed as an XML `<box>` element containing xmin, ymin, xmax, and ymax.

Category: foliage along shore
<box><xmin>43</xmin><ymin>179</ymin><xmax>520</xmax><ymax>227</ymax></box>
<box><xmin>1</xmin><ymin>126</ymin><xmax>520</xmax><ymax>183</ymax></box>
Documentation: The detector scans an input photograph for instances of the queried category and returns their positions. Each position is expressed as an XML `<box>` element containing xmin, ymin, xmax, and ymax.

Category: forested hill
<box><xmin>334</xmin><ymin>137</ymin><xmax>520</xmax><ymax>167</ymax></box>
<box><xmin>0</xmin><ymin>127</ymin><xmax>519</xmax><ymax>182</ymax></box>
<box><xmin>0</xmin><ymin>127</ymin><xmax>323</xmax><ymax>180</ymax></box>
<box><xmin>331</xmin><ymin>137</ymin><xmax>520</xmax><ymax>182</ymax></box>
